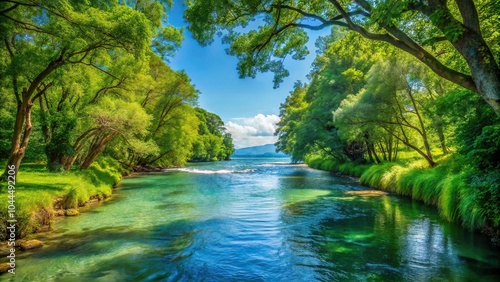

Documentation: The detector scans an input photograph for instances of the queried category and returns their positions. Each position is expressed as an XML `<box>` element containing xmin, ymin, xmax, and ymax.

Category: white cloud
<box><xmin>225</xmin><ymin>114</ymin><xmax>280</xmax><ymax>148</ymax></box>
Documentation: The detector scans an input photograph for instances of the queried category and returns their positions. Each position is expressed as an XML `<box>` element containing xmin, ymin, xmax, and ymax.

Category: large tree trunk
<box><xmin>79</xmin><ymin>133</ymin><xmax>116</xmax><ymax>170</ymax></box>
<box><xmin>2</xmin><ymin>50</ymin><xmax>64</xmax><ymax>179</ymax></box>
<box><xmin>3</xmin><ymin>99</ymin><xmax>33</xmax><ymax>178</ymax></box>
<box><xmin>61</xmin><ymin>155</ymin><xmax>78</xmax><ymax>171</ymax></box>
<box><xmin>422</xmin><ymin>0</ymin><xmax>500</xmax><ymax>115</ymax></box>
<box><xmin>453</xmin><ymin>31</ymin><xmax>500</xmax><ymax>115</ymax></box>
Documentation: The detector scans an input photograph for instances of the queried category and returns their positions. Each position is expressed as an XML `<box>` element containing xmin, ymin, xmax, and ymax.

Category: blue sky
<box><xmin>167</xmin><ymin>2</ymin><xmax>329</xmax><ymax>148</ymax></box>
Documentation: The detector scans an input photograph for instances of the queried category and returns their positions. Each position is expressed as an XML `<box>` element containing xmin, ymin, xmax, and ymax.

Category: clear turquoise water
<box><xmin>12</xmin><ymin>158</ymin><xmax>500</xmax><ymax>281</ymax></box>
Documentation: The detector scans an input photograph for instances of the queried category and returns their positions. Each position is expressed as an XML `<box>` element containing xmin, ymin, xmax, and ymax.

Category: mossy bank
<box><xmin>0</xmin><ymin>157</ymin><xmax>125</xmax><ymax>241</ymax></box>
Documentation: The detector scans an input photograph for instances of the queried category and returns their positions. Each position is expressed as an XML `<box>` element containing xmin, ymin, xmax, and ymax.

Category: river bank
<box><xmin>305</xmin><ymin>154</ymin><xmax>500</xmax><ymax>243</ymax></box>
<box><xmin>0</xmin><ymin>157</ymin><xmax>125</xmax><ymax>242</ymax></box>
<box><xmin>0</xmin><ymin>157</ymin><xmax>126</xmax><ymax>274</ymax></box>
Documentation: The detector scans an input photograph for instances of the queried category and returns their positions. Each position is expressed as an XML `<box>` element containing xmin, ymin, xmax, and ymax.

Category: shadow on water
<box><xmin>16</xmin><ymin>219</ymin><xmax>207</xmax><ymax>281</ymax></box>
<box><xmin>305</xmin><ymin>195</ymin><xmax>500</xmax><ymax>282</ymax></box>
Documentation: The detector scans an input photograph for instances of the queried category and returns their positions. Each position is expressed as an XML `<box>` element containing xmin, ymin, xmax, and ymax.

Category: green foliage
<box><xmin>0</xmin><ymin>0</ymin><xmax>234</xmax><ymax>242</ymax></box>
<box><xmin>185</xmin><ymin>0</ymin><xmax>500</xmax><ymax>117</ymax></box>
<box><xmin>276</xmin><ymin>37</ymin><xmax>374</xmax><ymax>163</ymax></box>
<box><xmin>0</xmin><ymin>108</ymin><xmax>14</xmax><ymax>160</ymax></box>
<box><xmin>42</xmin><ymin>110</ymin><xmax>78</xmax><ymax>171</ymax></box>
<box><xmin>306</xmin><ymin>155</ymin><xmax>370</xmax><ymax>178</ymax></box>
<box><xmin>275</xmin><ymin>81</ymin><xmax>309</xmax><ymax>162</ymax></box>
<box><xmin>359</xmin><ymin>163</ymin><xmax>396</xmax><ymax>189</ymax></box>
<box><xmin>308</xmin><ymin>154</ymin><xmax>493</xmax><ymax>231</ymax></box>
<box><xmin>438</xmin><ymin>172</ymin><xmax>467</xmax><ymax>223</ymax></box>
<box><xmin>469</xmin><ymin>172</ymin><xmax>500</xmax><ymax>228</ymax></box>
<box><xmin>467</xmin><ymin>125</ymin><xmax>500</xmax><ymax>170</ymax></box>
<box><xmin>0</xmin><ymin>157</ymin><xmax>123</xmax><ymax>239</ymax></box>
<box><xmin>190</xmin><ymin>108</ymin><xmax>235</xmax><ymax>162</ymax></box>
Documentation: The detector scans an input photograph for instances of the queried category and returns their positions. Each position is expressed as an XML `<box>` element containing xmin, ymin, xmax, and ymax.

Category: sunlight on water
<box><xmin>281</xmin><ymin>189</ymin><xmax>331</xmax><ymax>206</ymax></box>
<box><xmin>11</xmin><ymin>158</ymin><xmax>500</xmax><ymax>281</ymax></box>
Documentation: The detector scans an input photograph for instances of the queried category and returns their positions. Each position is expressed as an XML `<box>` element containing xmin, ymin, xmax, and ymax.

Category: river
<box><xmin>12</xmin><ymin>158</ymin><xmax>500</xmax><ymax>281</ymax></box>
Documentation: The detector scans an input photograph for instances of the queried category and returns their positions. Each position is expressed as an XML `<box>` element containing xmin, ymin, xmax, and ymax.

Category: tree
<box><xmin>275</xmin><ymin>81</ymin><xmax>309</xmax><ymax>162</ymax></box>
<box><xmin>1</xmin><ymin>1</ymin><xmax>157</xmax><ymax>177</ymax></box>
<box><xmin>185</xmin><ymin>0</ymin><xmax>500</xmax><ymax>115</ymax></box>
<box><xmin>64</xmin><ymin>97</ymin><xmax>153</xmax><ymax>170</ymax></box>
<box><xmin>133</xmin><ymin>55</ymin><xmax>200</xmax><ymax>168</ymax></box>
<box><xmin>275</xmin><ymin>35</ymin><xmax>371</xmax><ymax>162</ymax></box>
<box><xmin>334</xmin><ymin>57</ymin><xmax>439</xmax><ymax>167</ymax></box>
<box><xmin>190</xmin><ymin>108</ymin><xmax>235</xmax><ymax>161</ymax></box>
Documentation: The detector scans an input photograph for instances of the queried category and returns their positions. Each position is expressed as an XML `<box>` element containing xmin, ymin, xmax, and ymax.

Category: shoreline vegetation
<box><xmin>0</xmin><ymin>157</ymin><xmax>124</xmax><ymax>242</ymax></box>
<box><xmin>0</xmin><ymin>157</ymin><xmax>123</xmax><ymax>274</ymax></box>
<box><xmin>305</xmin><ymin>154</ymin><xmax>500</xmax><ymax>244</ymax></box>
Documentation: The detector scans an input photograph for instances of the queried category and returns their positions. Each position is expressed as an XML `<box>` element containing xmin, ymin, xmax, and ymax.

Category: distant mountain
<box><xmin>232</xmin><ymin>144</ymin><xmax>288</xmax><ymax>157</ymax></box>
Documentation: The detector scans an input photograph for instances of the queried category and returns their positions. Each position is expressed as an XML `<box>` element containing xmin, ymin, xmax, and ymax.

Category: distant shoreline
<box><xmin>231</xmin><ymin>154</ymin><xmax>290</xmax><ymax>158</ymax></box>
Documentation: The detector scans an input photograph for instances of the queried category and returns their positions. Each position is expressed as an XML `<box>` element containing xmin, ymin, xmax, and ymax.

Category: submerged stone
<box><xmin>345</xmin><ymin>190</ymin><xmax>388</xmax><ymax>197</ymax></box>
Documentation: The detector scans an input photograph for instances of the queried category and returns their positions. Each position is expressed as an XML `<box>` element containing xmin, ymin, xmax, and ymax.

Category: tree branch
<box><xmin>455</xmin><ymin>0</ymin><xmax>481</xmax><ymax>35</ymax></box>
<box><xmin>328</xmin><ymin>0</ymin><xmax>477</xmax><ymax>93</ymax></box>
<box><xmin>0</xmin><ymin>3</ymin><xmax>19</xmax><ymax>15</ymax></box>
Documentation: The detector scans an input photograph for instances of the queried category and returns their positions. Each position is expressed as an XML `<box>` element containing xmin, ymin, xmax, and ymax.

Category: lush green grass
<box><xmin>306</xmin><ymin>153</ymin><xmax>495</xmax><ymax>232</ymax></box>
<box><xmin>0</xmin><ymin>157</ymin><xmax>124</xmax><ymax>240</ymax></box>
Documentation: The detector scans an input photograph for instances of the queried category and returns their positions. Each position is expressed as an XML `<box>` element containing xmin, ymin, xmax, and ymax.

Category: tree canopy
<box><xmin>0</xmin><ymin>0</ymin><xmax>234</xmax><ymax>178</ymax></box>
<box><xmin>185</xmin><ymin>0</ymin><xmax>500</xmax><ymax>115</ymax></box>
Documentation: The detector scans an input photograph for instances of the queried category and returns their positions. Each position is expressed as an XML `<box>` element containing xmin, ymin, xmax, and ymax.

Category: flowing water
<box><xmin>11</xmin><ymin>158</ymin><xmax>500</xmax><ymax>281</ymax></box>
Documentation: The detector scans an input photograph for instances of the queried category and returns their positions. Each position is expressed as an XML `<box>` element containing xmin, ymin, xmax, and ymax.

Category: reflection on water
<box><xmin>9</xmin><ymin>158</ymin><xmax>500</xmax><ymax>281</ymax></box>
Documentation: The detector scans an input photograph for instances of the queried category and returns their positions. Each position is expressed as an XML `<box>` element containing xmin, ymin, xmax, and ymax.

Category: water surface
<box><xmin>13</xmin><ymin>158</ymin><xmax>500</xmax><ymax>281</ymax></box>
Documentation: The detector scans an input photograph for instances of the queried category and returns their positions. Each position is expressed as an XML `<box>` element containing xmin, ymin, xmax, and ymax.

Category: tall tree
<box><xmin>1</xmin><ymin>1</ymin><xmax>157</xmax><ymax>177</ymax></box>
<box><xmin>134</xmin><ymin>55</ymin><xmax>200</xmax><ymax>168</ymax></box>
<box><xmin>191</xmin><ymin>108</ymin><xmax>235</xmax><ymax>161</ymax></box>
<box><xmin>334</xmin><ymin>57</ymin><xmax>439</xmax><ymax>167</ymax></box>
<box><xmin>275</xmin><ymin>81</ymin><xmax>309</xmax><ymax>162</ymax></box>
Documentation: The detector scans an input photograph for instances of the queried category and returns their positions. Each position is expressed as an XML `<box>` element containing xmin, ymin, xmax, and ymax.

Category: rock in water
<box><xmin>345</xmin><ymin>190</ymin><xmax>388</xmax><ymax>197</ymax></box>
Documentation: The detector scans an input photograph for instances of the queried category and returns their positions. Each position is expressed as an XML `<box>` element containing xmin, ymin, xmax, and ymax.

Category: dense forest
<box><xmin>184</xmin><ymin>0</ymin><xmax>500</xmax><ymax>233</ymax></box>
<box><xmin>0</xmin><ymin>0</ymin><xmax>234</xmax><ymax>178</ymax></box>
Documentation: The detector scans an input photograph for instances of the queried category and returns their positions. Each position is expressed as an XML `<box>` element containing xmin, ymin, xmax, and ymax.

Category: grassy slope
<box><xmin>306</xmin><ymin>151</ymin><xmax>489</xmax><ymax>231</ymax></box>
<box><xmin>0</xmin><ymin>157</ymin><xmax>124</xmax><ymax>240</ymax></box>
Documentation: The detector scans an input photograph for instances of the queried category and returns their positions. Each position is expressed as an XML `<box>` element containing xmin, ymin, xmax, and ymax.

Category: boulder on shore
<box><xmin>55</xmin><ymin>209</ymin><xmax>65</xmax><ymax>216</ymax></box>
<box><xmin>19</xmin><ymin>239</ymin><xmax>44</xmax><ymax>251</ymax></box>
<box><xmin>65</xmin><ymin>209</ymin><xmax>79</xmax><ymax>216</ymax></box>
<box><xmin>0</xmin><ymin>245</ymin><xmax>11</xmax><ymax>256</ymax></box>
<box><xmin>0</xmin><ymin>263</ymin><xmax>12</xmax><ymax>274</ymax></box>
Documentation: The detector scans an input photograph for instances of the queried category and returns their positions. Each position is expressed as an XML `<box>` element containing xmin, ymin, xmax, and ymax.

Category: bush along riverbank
<box><xmin>0</xmin><ymin>157</ymin><xmax>125</xmax><ymax>243</ymax></box>
<box><xmin>306</xmin><ymin>153</ymin><xmax>500</xmax><ymax>244</ymax></box>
